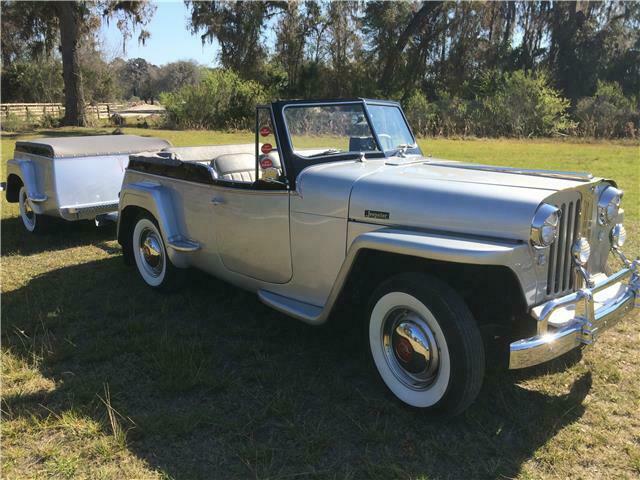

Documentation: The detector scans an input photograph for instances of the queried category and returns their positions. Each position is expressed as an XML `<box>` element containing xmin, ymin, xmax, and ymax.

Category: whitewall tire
<box><xmin>18</xmin><ymin>186</ymin><xmax>49</xmax><ymax>233</ymax></box>
<box><xmin>367</xmin><ymin>273</ymin><xmax>485</xmax><ymax>416</ymax></box>
<box><xmin>132</xmin><ymin>215</ymin><xmax>184</xmax><ymax>291</ymax></box>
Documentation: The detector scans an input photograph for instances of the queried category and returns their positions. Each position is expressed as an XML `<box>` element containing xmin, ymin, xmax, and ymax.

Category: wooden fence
<box><xmin>0</xmin><ymin>103</ymin><xmax>124</xmax><ymax>120</ymax></box>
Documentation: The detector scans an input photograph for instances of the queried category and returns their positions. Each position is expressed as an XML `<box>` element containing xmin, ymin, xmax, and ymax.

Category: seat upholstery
<box><xmin>163</xmin><ymin>144</ymin><xmax>254</xmax><ymax>162</ymax></box>
<box><xmin>212</xmin><ymin>153</ymin><xmax>256</xmax><ymax>183</ymax></box>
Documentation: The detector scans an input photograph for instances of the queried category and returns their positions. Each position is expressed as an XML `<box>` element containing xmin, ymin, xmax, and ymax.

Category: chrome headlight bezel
<box><xmin>531</xmin><ymin>204</ymin><xmax>561</xmax><ymax>247</ymax></box>
<box><xmin>597</xmin><ymin>186</ymin><xmax>623</xmax><ymax>225</ymax></box>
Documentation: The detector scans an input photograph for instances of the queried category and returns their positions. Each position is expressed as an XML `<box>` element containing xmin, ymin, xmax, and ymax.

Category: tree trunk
<box><xmin>378</xmin><ymin>1</ymin><xmax>442</xmax><ymax>95</ymax></box>
<box><xmin>57</xmin><ymin>2</ymin><xmax>86</xmax><ymax>126</ymax></box>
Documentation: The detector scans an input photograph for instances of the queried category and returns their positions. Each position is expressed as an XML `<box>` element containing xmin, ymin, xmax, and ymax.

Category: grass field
<box><xmin>1</xmin><ymin>128</ymin><xmax>639</xmax><ymax>479</ymax></box>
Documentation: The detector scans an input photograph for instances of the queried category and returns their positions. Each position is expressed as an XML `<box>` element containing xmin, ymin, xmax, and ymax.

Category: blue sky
<box><xmin>100</xmin><ymin>1</ymin><xmax>219</xmax><ymax>66</ymax></box>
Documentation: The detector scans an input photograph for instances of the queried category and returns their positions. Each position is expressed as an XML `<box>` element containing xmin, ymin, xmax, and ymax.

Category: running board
<box><xmin>258</xmin><ymin>289</ymin><xmax>324</xmax><ymax>325</ymax></box>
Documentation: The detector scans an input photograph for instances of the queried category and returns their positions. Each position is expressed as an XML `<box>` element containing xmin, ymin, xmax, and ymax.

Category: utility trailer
<box><xmin>3</xmin><ymin>135</ymin><xmax>171</xmax><ymax>233</ymax></box>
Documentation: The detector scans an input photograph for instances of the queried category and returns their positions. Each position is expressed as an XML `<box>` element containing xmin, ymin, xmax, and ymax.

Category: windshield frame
<box><xmin>281</xmin><ymin>100</ymin><xmax>384</xmax><ymax>159</ymax></box>
<box><xmin>365</xmin><ymin>100</ymin><xmax>420</xmax><ymax>155</ymax></box>
<box><xmin>271</xmin><ymin>98</ymin><xmax>422</xmax><ymax>189</ymax></box>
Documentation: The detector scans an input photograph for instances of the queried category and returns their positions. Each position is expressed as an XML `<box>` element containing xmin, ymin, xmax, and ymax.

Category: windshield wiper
<box><xmin>306</xmin><ymin>148</ymin><xmax>343</xmax><ymax>158</ymax></box>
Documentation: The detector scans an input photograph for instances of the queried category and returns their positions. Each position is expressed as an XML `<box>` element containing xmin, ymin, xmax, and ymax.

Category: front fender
<box><xmin>118</xmin><ymin>181</ymin><xmax>200</xmax><ymax>268</ymax></box>
<box><xmin>260</xmin><ymin>227</ymin><xmax>537</xmax><ymax>325</ymax></box>
<box><xmin>339</xmin><ymin>228</ymin><xmax>536</xmax><ymax>306</ymax></box>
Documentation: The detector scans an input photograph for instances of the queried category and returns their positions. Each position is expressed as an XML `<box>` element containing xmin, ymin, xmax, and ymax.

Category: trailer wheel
<box><xmin>132</xmin><ymin>214</ymin><xmax>184</xmax><ymax>291</ymax></box>
<box><xmin>18</xmin><ymin>186</ymin><xmax>50</xmax><ymax>234</ymax></box>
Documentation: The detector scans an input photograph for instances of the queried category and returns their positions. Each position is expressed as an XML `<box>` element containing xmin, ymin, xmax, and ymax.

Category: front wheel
<box><xmin>18</xmin><ymin>186</ymin><xmax>50</xmax><ymax>234</ymax></box>
<box><xmin>132</xmin><ymin>214</ymin><xmax>184</xmax><ymax>291</ymax></box>
<box><xmin>367</xmin><ymin>273</ymin><xmax>485</xmax><ymax>416</ymax></box>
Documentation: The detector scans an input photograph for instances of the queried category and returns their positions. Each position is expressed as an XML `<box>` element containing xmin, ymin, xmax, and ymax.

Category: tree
<box><xmin>186</xmin><ymin>1</ymin><xmax>284</xmax><ymax>81</ymax></box>
<box><xmin>0</xmin><ymin>1</ymin><xmax>155</xmax><ymax>126</ymax></box>
<box><xmin>58</xmin><ymin>1</ymin><xmax>155</xmax><ymax>124</ymax></box>
<box><xmin>377</xmin><ymin>1</ymin><xmax>442</xmax><ymax>95</ymax></box>
<box><xmin>273</xmin><ymin>2</ymin><xmax>312</xmax><ymax>94</ymax></box>
<box><xmin>117</xmin><ymin>58</ymin><xmax>158</xmax><ymax>101</ymax></box>
<box><xmin>155</xmin><ymin>60</ymin><xmax>202</xmax><ymax>95</ymax></box>
<box><xmin>0</xmin><ymin>1</ymin><xmax>58</xmax><ymax>66</ymax></box>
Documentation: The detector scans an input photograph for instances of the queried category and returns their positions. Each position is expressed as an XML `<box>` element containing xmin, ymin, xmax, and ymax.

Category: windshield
<box><xmin>367</xmin><ymin>105</ymin><xmax>415</xmax><ymax>151</ymax></box>
<box><xmin>284</xmin><ymin>104</ymin><xmax>380</xmax><ymax>158</ymax></box>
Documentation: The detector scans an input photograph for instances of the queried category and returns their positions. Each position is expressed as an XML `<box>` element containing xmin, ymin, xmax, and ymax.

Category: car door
<box><xmin>211</xmin><ymin>107</ymin><xmax>292</xmax><ymax>284</ymax></box>
<box><xmin>211</xmin><ymin>186</ymin><xmax>291</xmax><ymax>283</ymax></box>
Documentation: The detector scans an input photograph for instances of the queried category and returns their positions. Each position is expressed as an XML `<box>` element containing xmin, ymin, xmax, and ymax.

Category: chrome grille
<box><xmin>547</xmin><ymin>199</ymin><xmax>582</xmax><ymax>295</ymax></box>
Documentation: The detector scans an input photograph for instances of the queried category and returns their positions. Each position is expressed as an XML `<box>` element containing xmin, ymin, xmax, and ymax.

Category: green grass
<box><xmin>1</xmin><ymin>127</ymin><xmax>639</xmax><ymax>479</ymax></box>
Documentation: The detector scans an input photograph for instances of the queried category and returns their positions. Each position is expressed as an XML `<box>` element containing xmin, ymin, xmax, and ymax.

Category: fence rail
<box><xmin>0</xmin><ymin>103</ymin><xmax>124</xmax><ymax>120</ymax></box>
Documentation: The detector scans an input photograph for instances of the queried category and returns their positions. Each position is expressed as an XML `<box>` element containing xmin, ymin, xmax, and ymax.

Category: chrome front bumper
<box><xmin>509</xmin><ymin>261</ymin><xmax>639</xmax><ymax>369</ymax></box>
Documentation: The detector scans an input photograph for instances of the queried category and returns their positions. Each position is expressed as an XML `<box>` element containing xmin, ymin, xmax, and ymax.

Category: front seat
<box><xmin>211</xmin><ymin>154</ymin><xmax>256</xmax><ymax>182</ymax></box>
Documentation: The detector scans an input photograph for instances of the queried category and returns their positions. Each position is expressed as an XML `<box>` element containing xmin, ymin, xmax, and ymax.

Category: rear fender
<box><xmin>7</xmin><ymin>159</ymin><xmax>48</xmax><ymax>212</ymax></box>
<box><xmin>118</xmin><ymin>182</ymin><xmax>200</xmax><ymax>268</ymax></box>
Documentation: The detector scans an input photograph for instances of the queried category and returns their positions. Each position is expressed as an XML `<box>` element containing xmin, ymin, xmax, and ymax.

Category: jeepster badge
<box><xmin>365</xmin><ymin>210</ymin><xmax>390</xmax><ymax>220</ymax></box>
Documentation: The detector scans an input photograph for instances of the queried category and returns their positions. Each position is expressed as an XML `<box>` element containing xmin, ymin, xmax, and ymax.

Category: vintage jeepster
<box><xmin>116</xmin><ymin>99</ymin><xmax>638</xmax><ymax>415</ymax></box>
<box><xmin>3</xmin><ymin>135</ymin><xmax>171</xmax><ymax>232</ymax></box>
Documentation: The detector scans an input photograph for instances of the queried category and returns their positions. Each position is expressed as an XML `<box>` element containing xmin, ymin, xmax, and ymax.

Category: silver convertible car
<box><xmin>116</xmin><ymin>99</ymin><xmax>638</xmax><ymax>416</ymax></box>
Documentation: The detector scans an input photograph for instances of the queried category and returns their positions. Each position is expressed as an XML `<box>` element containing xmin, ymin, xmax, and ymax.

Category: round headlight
<box><xmin>531</xmin><ymin>204</ymin><xmax>561</xmax><ymax>247</ymax></box>
<box><xmin>598</xmin><ymin>186</ymin><xmax>623</xmax><ymax>225</ymax></box>
<box><xmin>611</xmin><ymin>223</ymin><xmax>627</xmax><ymax>248</ymax></box>
<box><xmin>572</xmin><ymin>237</ymin><xmax>591</xmax><ymax>266</ymax></box>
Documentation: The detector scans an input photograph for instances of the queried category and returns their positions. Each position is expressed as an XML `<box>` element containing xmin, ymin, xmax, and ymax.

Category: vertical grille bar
<box><xmin>554</xmin><ymin>203</ymin><xmax>568</xmax><ymax>293</ymax></box>
<box><xmin>562</xmin><ymin>202</ymin><xmax>575</xmax><ymax>291</ymax></box>
<box><xmin>546</xmin><ymin>196</ymin><xmax>582</xmax><ymax>297</ymax></box>
<box><xmin>569</xmin><ymin>199</ymin><xmax>581</xmax><ymax>290</ymax></box>
<box><xmin>547</xmin><ymin>238</ymin><xmax>558</xmax><ymax>295</ymax></box>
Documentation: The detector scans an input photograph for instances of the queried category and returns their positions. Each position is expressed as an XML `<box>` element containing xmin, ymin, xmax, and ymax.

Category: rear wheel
<box><xmin>367</xmin><ymin>272</ymin><xmax>485</xmax><ymax>416</ymax></box>
<box><xmin>132</xmin><ymin>214</ymin><xmax>184</xmax><ymax>291</ymax></box>
<box><xmin>18</xmin><ymin>186</ymin><xmax>50</xmax><ymax>234</ymax></box>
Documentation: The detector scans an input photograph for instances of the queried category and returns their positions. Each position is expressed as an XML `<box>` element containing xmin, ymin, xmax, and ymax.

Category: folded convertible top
<box><xmin>15</xmin><ymin>135</ymin><xmax>171</xmax><ymax>159</ymax></box>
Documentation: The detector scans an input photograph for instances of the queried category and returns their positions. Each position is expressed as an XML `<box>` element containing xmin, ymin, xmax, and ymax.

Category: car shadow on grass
<box><xmin>1</xmin><ymin>216</ymin><xmax>118</xmax><ymax>256</ymax></box>
<box><xmin>1</xmin><ymin>257</ymin><xmax>592</xmax><ymax>479</ymax></box>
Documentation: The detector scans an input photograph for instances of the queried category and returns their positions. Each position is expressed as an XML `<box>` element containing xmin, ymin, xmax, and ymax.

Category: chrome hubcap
<box><xmin>20</xmin><ymin>190</ymin><xmax>35</xmax><ymax>226</ymax></box>
<box><xmin>382</xmin><ymin>308</ymin><xmax>440</xmax><ymax>390</ymax></box>
<box><xmin>139</xmin><ymin>228</ymin><xmax>163</xmax><ymax>276</ymax></box>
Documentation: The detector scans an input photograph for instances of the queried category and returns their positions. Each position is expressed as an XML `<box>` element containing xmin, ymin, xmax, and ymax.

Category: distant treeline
<box><xmin>2</xmin><ymin>1</ymin><xmax>639</xmax><ymax>138</ymax></box>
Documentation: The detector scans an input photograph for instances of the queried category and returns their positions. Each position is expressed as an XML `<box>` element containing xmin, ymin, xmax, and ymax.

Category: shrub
<box><xmin>160</xmin><ymin>69</ymin><xmax>267</xmax><ymax>130</ymax></box>
<box><xmin>403</xmin><ymin>90</ymin><xmax>437</xmax><ymax>137</ymax></box>
<box><xmin>0</xmin><ymin>113</ymin><xmax>28</xmax><ymax>132</ymax></box>
<box><xmin>435</xmin><ymin>93</ymin><xmax>475</xmax><ymax>136</ymax></box>
<box><xmin>575</xmin><ymin>81</ymin><xmax>638</xmax><ymax>138</ymax></box>
<box><xmin>480</xmin><ymin>71</ymin><xmax>573</xmax><ymax>137</ymax></box>
<box><xmin>0</xmin><ymin>59</ymin><xmax>64</xmax><ymax>103</ymax></box>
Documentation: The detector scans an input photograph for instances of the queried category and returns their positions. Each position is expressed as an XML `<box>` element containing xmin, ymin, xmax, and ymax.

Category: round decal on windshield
<box><xmin>261</xmin><ymin>143</ymin><xmax>273</xmax><ymax>154</ymax></box>
<box><xmin>260</xmin><ymin>126</ymin><xmax>271</xmax><ymax>137</ymax></box>
<box><xmin>260</xmin><ymin>158</ymin><xmax>273</xmax><ymax>169</ymax></box>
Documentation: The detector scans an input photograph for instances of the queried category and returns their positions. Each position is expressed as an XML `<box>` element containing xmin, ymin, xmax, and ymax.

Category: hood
<box><xmin>294</xmin><ymin>156</ymin><xmax>597</xmax><ymax>242</ymax></box>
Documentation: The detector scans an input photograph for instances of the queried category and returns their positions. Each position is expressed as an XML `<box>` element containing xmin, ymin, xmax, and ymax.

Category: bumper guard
<box><xmin>509</xmin><ymin>256</ymin><xmax>639</xmax><ymax>369</ymax></box>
